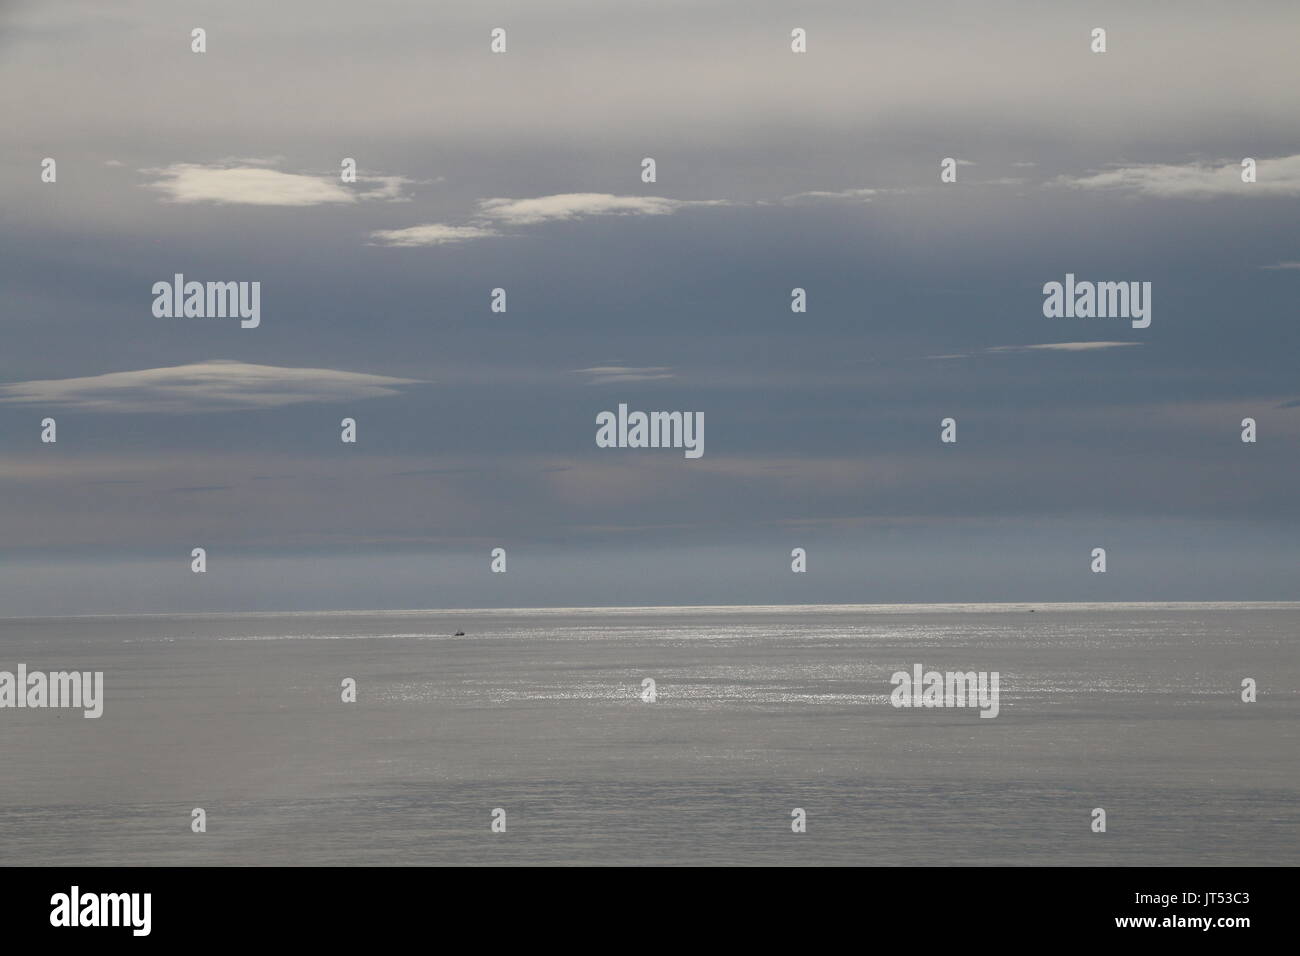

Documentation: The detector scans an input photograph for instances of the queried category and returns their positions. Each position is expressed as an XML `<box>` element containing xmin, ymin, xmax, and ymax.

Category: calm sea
<box><xmin>1</xmin><ymin>603</ymin><xmax>1296</xmax><ymax>865</ymax></box>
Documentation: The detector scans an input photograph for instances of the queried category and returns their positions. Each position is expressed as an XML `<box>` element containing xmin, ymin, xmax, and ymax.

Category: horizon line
<box><xmin>5</xmin><ymin>599</ymin><xmax>1300</xmax><ymax>622</ymax></box>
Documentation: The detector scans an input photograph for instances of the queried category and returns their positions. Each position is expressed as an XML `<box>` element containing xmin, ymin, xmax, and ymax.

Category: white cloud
<box><xmin>1055</xmin><ymin>154</ymin><xmax>1300</xmax><ymax>198</ymax></box>
<box><xmin>143</xmin><ymin>162</ymin><xmax>416</xmax><ymax>206</ymax></box>
<box><xmin>575</xmin><ymin>365</ymin><xmax>675</xmax><ymax>384</ymax></box>
<box><xmin>144</xmin><ymin>163</ymin><xmax>354</xmax><ymax>206</ymax></box>
<box><xmin>477</xmin><ymin>192</ymin><xmax>723</xmax><ymax>225</ymax></box>
<box><xmin>368</xmin><ymin>223</ymin><xmax>500</xmax><ymax>247</ymax></box>
<box><xmin>0</xmin><ymin>360</ymin><xmax>423</xmax><ymax>413</ymax></box>
<box><xmin>370</xmin><ymin>192</ymin><xmax>727</xmax><ymax>247</ymax></box>
<box><xmin>356</xmin><ymin>175</ymin><xmax>417</xmax><ymax>202</ymax></box>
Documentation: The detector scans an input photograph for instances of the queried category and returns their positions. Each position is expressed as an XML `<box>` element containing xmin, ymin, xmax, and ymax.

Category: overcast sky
<box><xmin>2</xmin><ymin>0</ymin><xmax>1297</xmax><ymax>614</ymax></box>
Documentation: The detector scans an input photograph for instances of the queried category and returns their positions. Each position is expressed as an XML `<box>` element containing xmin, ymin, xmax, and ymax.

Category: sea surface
<box><xmin>1</xmin><ymin>602</ymin><xmax>1296</xmax><ymax>866</ymax></box>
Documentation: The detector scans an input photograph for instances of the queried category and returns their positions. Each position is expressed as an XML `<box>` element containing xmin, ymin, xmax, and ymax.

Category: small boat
<box><xmin>453</xmin><ymin>630</ymin><xmax>466</xmax><ymax>636</ymax></box>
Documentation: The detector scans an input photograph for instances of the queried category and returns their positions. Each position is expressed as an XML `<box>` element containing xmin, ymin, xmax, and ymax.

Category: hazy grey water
<box><xmin>1</xmin><ymin>603</ymin><xmax>1296</xmax><ymax>866</ymax></box>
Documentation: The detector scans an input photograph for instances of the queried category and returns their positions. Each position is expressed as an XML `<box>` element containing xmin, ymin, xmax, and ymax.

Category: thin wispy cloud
<box><xmin>1054</xmin><ymin>154</ymin><xmax>1300</xmax><ymax>198</ymax></box>
<box><xmin>929</xmin><ymin>342</ymin><xmax>1141</xmax><ymax>359</ymax></box>
<box><xmin>390</xmin><ymin>467</ymin><xmax>483</xmax><ymax>477</ymax></box>
<box><xmin>782</xmin><ymin>188</ymin><xmax>877</xmax><ymax>204</ymax></box>
<box><xmin>1259</xmin><ymin>261</ymin><xmax>1300</xmax><ymax>270</ymax></box>
<box><xmin>575</xmin><ymin>365</ymin><xmax>675</xmax><ymax>384</ymax></box>
<box><xmin>0</xmin><ymin>361</ymin><xmax>423</xmax><ymax>413</ymax></box>
<box><xmin>987</xmin><ymin>342</ymin><xmax>1141</xmax><ymax>353</ymax></box>
<box><xmin>368</xmin><ymin>223</ymin><xmax>501</xmax><ymax>247</ymax></box>
<box><xmin>477</xmin><ymin>193</ymin><xmax>722</xmax><ymax>225</ymax></box>
<box><xmin>370</xmin><ymin>192</ymin><xmax>728</xmax><ymax>247</ymax></box>
<box><xmin>356</xmin><ymin>175</ymin><xmax>419</xmax><ymax>202</ymax></box>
